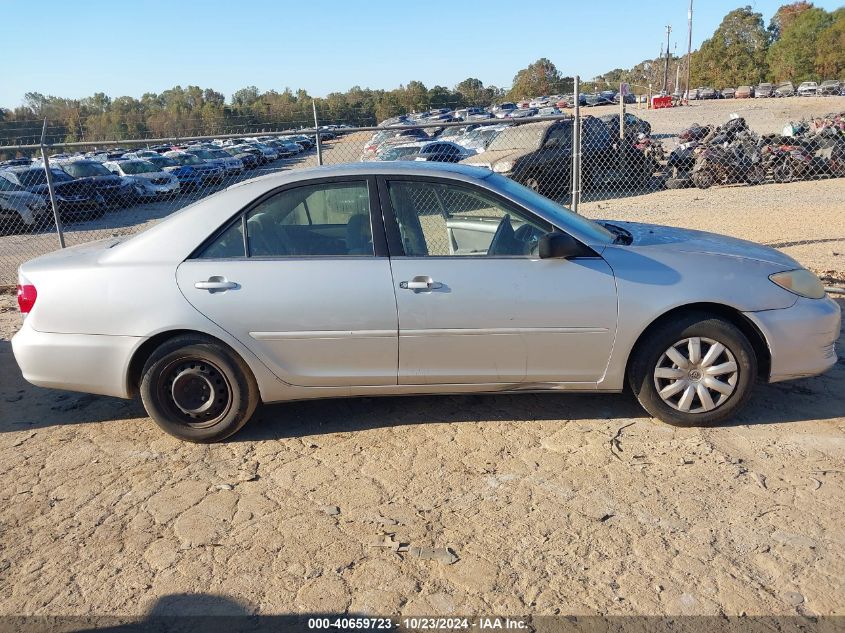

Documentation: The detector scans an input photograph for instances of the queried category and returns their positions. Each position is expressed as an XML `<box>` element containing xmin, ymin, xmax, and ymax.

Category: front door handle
<box><xmin>195</xmin><ymin>276</ymin><xmax>239</xmax><ymax>293</ymax></box>
<box><xmin>400</xmin><ymin>275</ymin><xmax>442</xmax><ymax>291</ymax></box>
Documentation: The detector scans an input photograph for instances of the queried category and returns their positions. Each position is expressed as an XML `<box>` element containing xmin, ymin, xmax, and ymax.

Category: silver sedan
<box><xmin>11</xmin><ymin>163</ymin><xmax>841</xmax><ymax>442</ymax></box>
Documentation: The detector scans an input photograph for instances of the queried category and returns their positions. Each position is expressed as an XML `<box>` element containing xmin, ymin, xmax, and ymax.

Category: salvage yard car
<box><xmin>11</xmin><ymin>163</ymin><xmax>840</xmax><ymax>442</ymax></box>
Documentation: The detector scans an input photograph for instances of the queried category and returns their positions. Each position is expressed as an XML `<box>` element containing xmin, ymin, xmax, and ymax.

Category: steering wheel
<box><xmin>513</xmin><ymin>223</ymin><xmax>544</xmax><ymax>256</ymax></box>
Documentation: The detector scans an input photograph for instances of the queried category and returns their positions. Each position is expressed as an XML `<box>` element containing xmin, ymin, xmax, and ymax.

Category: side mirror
<box><xmin>539</xmin><ymin>232</ymin><xmax>589</xmax><ymax>259</ymax></box>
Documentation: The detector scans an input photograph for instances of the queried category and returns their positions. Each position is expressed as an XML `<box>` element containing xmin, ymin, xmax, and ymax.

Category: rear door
<box><xmin>176</xmin><ymin>177</ymin><xmax>399</xmax><ymax>387</ymax></box>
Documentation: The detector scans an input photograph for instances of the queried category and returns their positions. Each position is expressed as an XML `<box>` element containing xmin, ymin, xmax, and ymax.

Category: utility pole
<box><xmin>662</xmin><ymin>25</ymin><xmax>672</xmax><ymax>94</ymax></box>
<box><xmin>685</xmin><ymin>0</ymin><xmax>693</xmax><ymax>104</ymax></box>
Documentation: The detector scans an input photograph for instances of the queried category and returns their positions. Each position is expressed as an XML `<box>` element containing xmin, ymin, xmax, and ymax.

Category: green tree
<box><xmin>509</xmin><ymin>58</ymin><xmax>565</xmax><ymax>99</ymax></box>
<box><xmin>767</xmin><ymin>6</ymin><xmax>833</xmax><ymax>81</ymax></box>
<box><xmin>768</xmin><ymin>1</ymin><xmax>814</xmax><ymax>40</ymax></box>
<box><xmin>690</xmin><ymin>7</ymin><xmax>770</xmax><ymax>87</ymax></box>
<box><xmin>814</xmin><ymin>8</ymin><xmax>845</xmax><ymax>78</ymax></box>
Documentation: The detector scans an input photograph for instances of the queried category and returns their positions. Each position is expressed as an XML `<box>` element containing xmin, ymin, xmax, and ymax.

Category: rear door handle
<box><xmin>400</xmin><ymin>275</ymin><xmax>442</xmax><ymax>291</ymax></box>
<box><xmin>195</xmin><ymin>276</ymin><xmax>239</xmax><ymax>293</ymax></box>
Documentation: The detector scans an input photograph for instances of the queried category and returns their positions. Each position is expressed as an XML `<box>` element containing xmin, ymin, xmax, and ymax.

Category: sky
<box><xmin>2</xmin><ymin>0</ymin><xmax>842</xmax><ymax>108</ymax></box>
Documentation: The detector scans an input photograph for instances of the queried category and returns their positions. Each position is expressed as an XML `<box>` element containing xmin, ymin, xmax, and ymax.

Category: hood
<box><xmin>461</xmin><ymin>148</ymin><xmax>526</xmax><ymax>167</ymax></box>
<box><xmin>610</xmin><ymin>221</ymin><xmax>800</xmax><ymax>269</ymax></box>
<box><xmin>132</xmin><ymin>171</ymin><xmax>171</xmax><ymax>181</ymax></box>
<box><xmin>0</xmin><ymin>190</ymin><xmax>44</xmax><ymax>205</ymax></box>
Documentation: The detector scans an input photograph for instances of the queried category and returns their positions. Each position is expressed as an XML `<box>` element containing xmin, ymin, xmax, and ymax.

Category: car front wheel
<box><xmin>628</xmin><ymin>313</ymin><xmax>757</xmax><ymax>426</ymax></box>
<box><xmin>140</xmin><ymin>335</ymin><xmax>260</xmax><ymax>442</ymax></box>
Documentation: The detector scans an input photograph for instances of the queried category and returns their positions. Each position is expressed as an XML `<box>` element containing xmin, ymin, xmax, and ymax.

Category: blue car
<box><xmin>163</xmin><ymin>151</ymin><xmax>225</xmax><ymax>184</ymax></box>
<box><xmin>144</xmin><ymin>155</ymin><xmax>205</xmax><ymax>189</ymax></box>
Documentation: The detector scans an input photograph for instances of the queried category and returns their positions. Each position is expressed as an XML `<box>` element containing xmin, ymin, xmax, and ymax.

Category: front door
<box><xmin>176</xmin><ymin>178</ymin><xmax>398</xmax><ymax>387</ymax></box>
<box><xmin>380</xmin><ymin>177</ymin><xmax>617</xmax><ymax>386</ymax></box>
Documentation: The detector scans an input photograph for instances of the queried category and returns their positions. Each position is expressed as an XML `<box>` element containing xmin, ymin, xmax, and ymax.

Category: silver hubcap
<box><xmin>653</xmin><ymin>337</ymin><xmax>739</xmax><ymax>413</ymax></box>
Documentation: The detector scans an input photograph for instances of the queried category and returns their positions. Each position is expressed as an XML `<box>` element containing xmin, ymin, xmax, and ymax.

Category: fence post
<box><xmin>39</xmin><ymin>118</ymin><xmax>65</xmax><ymax>249</ymax></box>
<box><xmin>312</xmin><ymin>101</ymin><xmax>323</xmax><ymax>166</ymax></box>
<box><xmin>571</xmin><ymin>76</ymin><xmax>581</xmax><ymax>214</ymax></box>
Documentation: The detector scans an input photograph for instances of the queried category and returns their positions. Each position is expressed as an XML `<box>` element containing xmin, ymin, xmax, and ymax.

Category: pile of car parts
<box><xmin>664</xmin><ymin>112</ymin><xmax>845</xmax><ymax>189</ymax></box>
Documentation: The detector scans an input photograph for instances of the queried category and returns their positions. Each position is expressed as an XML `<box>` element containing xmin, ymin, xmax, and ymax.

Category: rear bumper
<box><xmin>744</xmin><ymin>296</ymin><xmax>841</xmax><ymax>382</ymax></box>
<box><xmin>11</xmin><ymin>323</ymin><xmax>139</xmax><ymax>398</ymax></box>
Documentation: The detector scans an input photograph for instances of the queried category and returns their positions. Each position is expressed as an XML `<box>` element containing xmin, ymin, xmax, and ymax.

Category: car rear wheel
<box><xmin>140</xmin><ymin>335</ymin><xmax>259</xmax><ymax>442</ymax></box>
<box><xmin>628</xmin><ymin>313</ymin><xmax>757</xmax><ymax>426</ymax></box>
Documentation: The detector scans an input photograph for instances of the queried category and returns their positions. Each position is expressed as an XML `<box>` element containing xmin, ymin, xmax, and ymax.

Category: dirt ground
<box><xmin>1</xmin><ymin>178</ymin><xmax>844</xmax><ymax>620</ymax></box>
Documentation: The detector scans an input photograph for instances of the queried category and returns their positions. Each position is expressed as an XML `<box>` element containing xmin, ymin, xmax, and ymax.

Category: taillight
<box><xmin>16</xmin><ymin>284</ymin><xmax>37</xmax><ymax>317</ymax></box>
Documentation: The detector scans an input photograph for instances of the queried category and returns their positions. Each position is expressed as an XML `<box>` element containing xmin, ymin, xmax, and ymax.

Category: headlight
<box><xmin>493</xmin><ymin>160</ymin><xmax>514</xmax><ymax>173</ymax></box>
<box><xmin>769</xmin><ymin>269</ymin><xmax>826</xmax><ymax>299</ymax></box>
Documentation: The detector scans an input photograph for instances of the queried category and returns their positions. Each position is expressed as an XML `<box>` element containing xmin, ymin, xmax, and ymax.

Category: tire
<box><xmin>772</xmin><ymin>162</ymin><xmax>793</xmax><ymax>183</ymax></box>
<box><xmin>691</xmin><ymin>170</ymin><xmax>714</xmax><ymax>189</ymax></box>
<box><xmin>140</xmin><ymin>335</ymin><xmax>260</xmax><ymax>442</ymax></box>
<box><xmin>664</xmin><ymin>176</ymin><xmax>689</xmax><ymax>190</ymax></box>
<box><xmin>628</xmin><ymin>312</ymin><xmax>757</xmax><ymax>427</ymax></box>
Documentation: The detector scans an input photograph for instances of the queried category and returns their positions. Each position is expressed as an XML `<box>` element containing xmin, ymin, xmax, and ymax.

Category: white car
<box><xmin>0</xmin><ymin>172</ymin><xmax>49</xmax><ymax>230</ymax></box>
<box><xmin>797</xmin><ymin>81</ymin><xmax>818</xmax><ymax>96</ymax></box>
<box><xmin>103</xmin><ymin>160</ymin><xmax>180</xmax><ymax>198</ymax></box>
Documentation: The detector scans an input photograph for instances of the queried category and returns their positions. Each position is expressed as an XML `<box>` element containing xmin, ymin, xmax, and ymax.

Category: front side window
<box><xmin>387</xmin><ymin>180</ymin><xmax>550</xmax><ymax>257</ymax></box>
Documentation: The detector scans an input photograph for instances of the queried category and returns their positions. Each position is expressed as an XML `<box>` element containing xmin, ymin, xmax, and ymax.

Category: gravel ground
<box><xmin>0</xmin><ymin>98</ymin><xmax>844</xmax><ymax>620</ymax></box>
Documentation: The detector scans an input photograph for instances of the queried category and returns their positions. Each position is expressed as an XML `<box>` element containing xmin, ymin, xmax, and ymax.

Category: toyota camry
<box><xmin>11</xmin><ymin>163</ymin><xmax>841</xmax><ymax>442</ymax></box>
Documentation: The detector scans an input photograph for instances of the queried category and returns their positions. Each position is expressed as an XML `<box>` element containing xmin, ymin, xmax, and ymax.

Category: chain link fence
<box><xmin>1</xmin><ymin>97</ymin><xmax>844</xmax><ymax>285</ymax></box>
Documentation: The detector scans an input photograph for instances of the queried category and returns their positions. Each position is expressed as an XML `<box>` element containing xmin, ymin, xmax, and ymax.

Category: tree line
<box><xmin>1</xmin><ymin>2</ymin><xmax>842</xmax><ymax>157</ymax></box>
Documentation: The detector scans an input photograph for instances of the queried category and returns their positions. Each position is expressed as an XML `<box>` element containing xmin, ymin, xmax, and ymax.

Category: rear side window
<box><xmin>197</xmin><ymin>181</ymin><xmax>373</xmax><ymax>259</ymax></box>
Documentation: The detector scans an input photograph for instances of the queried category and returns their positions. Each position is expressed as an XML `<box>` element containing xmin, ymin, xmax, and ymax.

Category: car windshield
<box><xmin>189</xmin><ymin>149</ymin><xmax>215</xmax><ymax>159</ymax></box>
<box><xmin>486</xmin><ymin>126</ymin><xmax>545</xmax><ymax>151</ymax></box>
<box><xmin>491</xmin><ymin>174</ymin><xmax>614</xmax><ymax>245</ymax></box>
<box><xmin>16</xmin><ymin>170</ymin><xmax>49</xmax><ymax>186</ymax></box>
<box><xmin>119</xmin><ymin>161</ymin><xmax>160</xmax><ymax>175</ymax></box>
<box><xmin>175</xmin><ymin>153</ymin><xmax>203</xmax><ymax>165</ymax></box>
<box><xmin>62</xmin><ymin>162</ymin><xmax>111</xmax><ymax>178</ymax></box>
<box><xmin>150</xmin><ymin>156</ymin><xmax>178</xmax><ymax>168</ymax></box>
<box><xmin>208</xmin><ymin>150</ymin><xmax>230</xmax><ymax>159</ymax></box>
<box><xmin>0</xmin><ymin>175</ymin><xmax>25</xmax><ymax>191</ymax></box>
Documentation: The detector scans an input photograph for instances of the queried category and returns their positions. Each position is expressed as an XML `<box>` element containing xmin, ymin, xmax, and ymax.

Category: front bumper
<box><xmin>12</xmin><ymin>322</ymin><xmax>140</xmax><ymax>398</ymax></box>
<box><xmin>744</xmin><ymin>296</ymin><xmax>841</xmax><ymax>382</ymax></box>
<box><xmin>136</xmin><ymin>180</ymin><xmax>180</xmax><ymax>198</ymax></box>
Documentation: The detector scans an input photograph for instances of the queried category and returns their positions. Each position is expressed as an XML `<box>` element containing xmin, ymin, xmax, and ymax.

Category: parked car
<box><xmin>819</xmin><ymin>80</ymin><xmax>842</xmax><ymax>96</ymax></box>
<box><xmin>598</xmin><ymin>113</ymin><xmax>651</xmax><ymax>140</ymax></box>
<box><xmin>537</xmin><ymin>106</ymin><xmax>564</xmax><ymax>117</ymax></box>
<box><xmin>163</xmin><ymin>151</ymin><xmax>226</xmax><ymax>183</ymax></box>
<box><xmin>371</xmin><ymin>146</ymin><xmax>424</xmax><ymax>162</ymax></box>
<box><xmin>1</xmin><ymin>166</ymin><xmax>103</xmax><ymax>220</ymax></box>
<box><xmin>797</xmin><ymin>82</ymin><xmax>818</xmax><ymax>96</ymax></box>
<box><xmin>0</xmin><ymin>172</ymin><xmax>49</xmax><ymax>231</ymax></box>
<box><xmin>221</xmin><ymin>147</ymin><xmax>259</xmax><ymax>170</ymax></box>
<box><xmin>720</xmin><ymin>87</ymin><xmax>736</xmax><ymax>99</ymax></box>
<box><xmin>698</xmin><ymin>87</ymin><xmax>718</xmax><ymax>100</ymax></box>
<box><xmin>755</xmin><ymin>83</ymin><xmax>774</xmax><ymax>98</ymax></box>
<box><xmin>103</xmin><ymin>160</ymin><xmax>180</xmax><ymax>199</ymax></box>
<box><xmin>774</xmin><ymin>82</ymin><xmax>795</xmax><ymax>97</ymax></box>
<box><xmin>185</xmin><ymin>147</ymin><xmax>243</xmax><ymax>175</ymax></box>
<box><xmin>56</xmin><ymin>159</ymin><xmax>136</xmax><ymax>207</ymax></box>
<box><xmin>142</xmin><ymin>154</ymin><xmax>207</xmax><ymax>189</ymax></box>
<box><xmin>11</xmin><ymin>162</ymin><xmax>840</xmax><ymax>442</ymax></box>
<box><xmin>459</xmin><ymin>118</ymin><xmax>613</xmax><ymax>195</ymax></box>
<box><xmin>394</xmin><ymin>141</ymin><xmax>471</xmax><ymax>163</ymax></box>
<box><xmin>454</xmin><ymin>107</ymin><xmax>490</xmax><ymax>120</ymax></box>
<box><xmin>453</xmin><ymin>124</ymin><xmax>511</xmax><ymax>154</ymax></box>
<box><xmin>735</xmin><ymin>86</ymin><xmax>754</xmax><ymax>99</ymax></box>
<box><xmin>509</xmin><ymin>108</ymin><xmax>539</xmax><ymax>119</ymax></box>
<box><xmin>493</xmin><ymin>102</ymin><xmax>518</xmax><ymax>118</ymax></box>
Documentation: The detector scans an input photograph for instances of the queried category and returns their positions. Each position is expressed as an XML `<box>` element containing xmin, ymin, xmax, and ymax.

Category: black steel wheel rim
<box><xmin>156</xmin><ymin>356</ymin><xmax>233</xmax><ymax>428</ymax></box>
